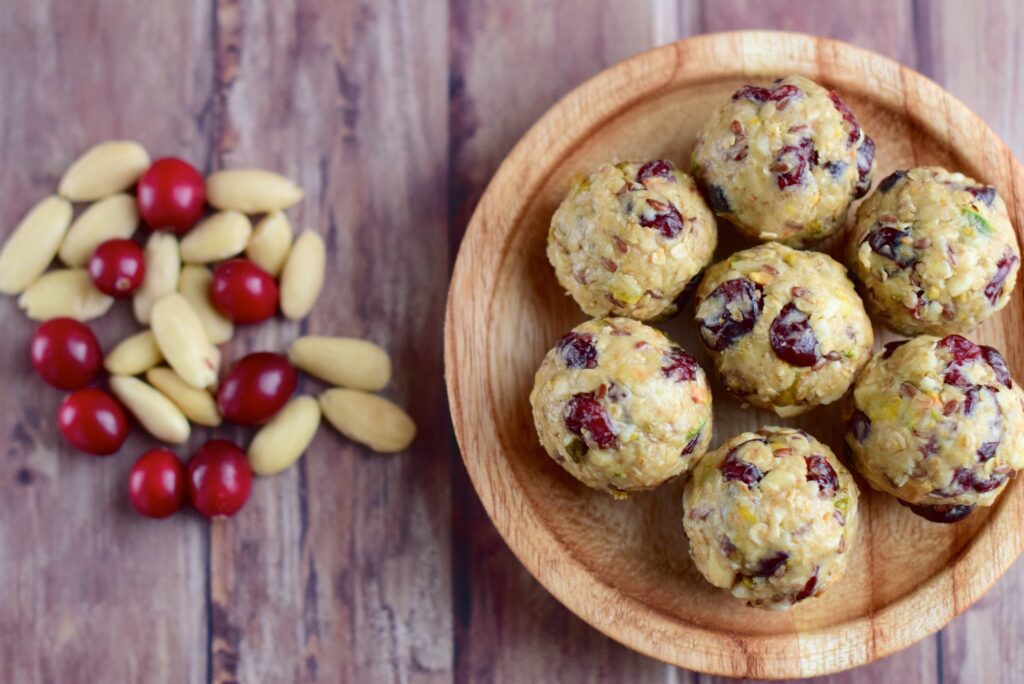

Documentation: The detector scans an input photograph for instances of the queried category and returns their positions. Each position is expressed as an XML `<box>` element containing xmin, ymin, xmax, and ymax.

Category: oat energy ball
<box><xmin>547</xmin><ymin>160</ymin><xmax>717</xmax><ymax>321</ymax></box>
<box><xmin>529</xmin><ymin>317</ymin><xmax>713</xmax><ymax>497</ymax></box>
<box><xmin>845</xmin><ymin>335</ymin><xmax>1024</xmax><ymax>523</ymax></box>
<box><xmin>848</xmin><ymin>167</ymin><xmax>1021</xmax><ymax>335</ymax></box>
<box><xmin>694</xmin><ymin>243</ymin><xmax>873</xmax><ymax>417</ymax></box>
<box><xmin>692</xmin><ymin>75</ymin><xmax>875</xmax><ymax>246</ymax></box>
<box><xmin>683</xmin><ymin>427</ymin><xmax>859</xmax><ymax>609</ymax></box>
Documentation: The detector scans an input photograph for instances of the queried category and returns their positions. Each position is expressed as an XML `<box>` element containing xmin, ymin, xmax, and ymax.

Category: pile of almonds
<box><xmin>0</xmin><ymin>141</ymin><xmax>416</xmax><ymax>520</ymax></box>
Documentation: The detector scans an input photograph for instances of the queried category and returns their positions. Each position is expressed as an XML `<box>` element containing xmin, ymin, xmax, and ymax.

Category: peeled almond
<box><xmin>104</xmin><ymin>330</ymin><xmax>163</xmax><ymax>376</ymax></box>
<box><xmin>58</xmin><ymin>141</ymin><xmax>150</xmax><ymax>201</ymax></box>
<box><xmin>150</xmin><ymin>293</ymin><xmax>220</xmax><ymax>388</ymax></box>
<box><xmin>0</xmin><ymin>196</ymin><xmax>73</xmax><ymax>294</ymax></box>
<box><xmin>178</xmin><ymin>265</ymin><xmax>233</xmax><ymax>344</ymax></box>
<box><xmin>59</xmin><ymin>194</ymin><xmax>139</xmax><ymax>266</ymax></box>
<box><xmin>109</xmin><ymin>375</ymin><xmax>190</xmax><ymax>444</ymax></box>
<box><xmin>206</xmin><ymin>169</ymin><xmax>303</xmax><ymax>213</ymax></box>
<box><xmin>288</xmin><ymin>336</ymin><xmax>391</xmax><ymax>391</ymax></box>
<box><xmin>279</xmin><ymin>230</ymin><xmax>325</xmax><ymax>320</ymax></box>
<box><xmin>247</xmin><ymin>396</ymin><xmax>321</xmax><ymax>475</ymax></box>
<box><xmin>17</xmin><ymin>269</ymin><xmax>113</xmax><ymax>321</ymax></box>
<box><xmin>133</xmin><ymin>232</ymin><xmax>180</xmax><ymax>324</ymax></box>
<box><xmin>246</xmin><ymin>210</ymin><xmax>293</xmax><ymax>276</ymax></box>
<box><xmin>319</xmin><ymin>388</ymin><xmax>415</xmax><ymax>453</ymax></box>
<box><xmin>146</xmin><ymin>367</ymin><xmax>221</xmax><ymax>427</ymax></box>
<box><xmin>179</xmin><ymin>210</ymin><xmax>252</xmax><ymax>264</ymax></box>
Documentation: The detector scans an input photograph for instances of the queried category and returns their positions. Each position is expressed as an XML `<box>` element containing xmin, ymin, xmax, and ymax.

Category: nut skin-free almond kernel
<box><xmin>17</xmin><ymin>269</ymin><xmax>114</xmax><ymax>321</ymax></box>
<box><xmin>104</xmin><ymin>330</ymin><xmax>163</xmax><ymax>376</ymax></box>
<box><xmin>146</xmin><ymin>367</ymin><xmax>222</xmax><ymax>427</ymax></box>
<box><xmin>0</xmin><ymin>196</ymin><xmax>73</xmax><ymax>295</ymax></box>
<box><xmin>150</xmin><ymin>293</ymin><xmax>220</xmax><ymax>389</ymax></box>
<box><xmin>179</xmin><ymin>210</ymin><xmax>252</xmax><ymax>264</ymax></box>
<box><xmin>247</xmin><ymin>396</ymin><xmax>321</xmax><ymax>475</ymax></box>
<box><xmin>246</xmin><ymin>210</ymin><xmax>293</xmax><ymax>276</ymax></box>
<box><xmin>280</xmin><ymin>230</ymin><xmax>325</xmax><ymax>320</ymax></box>
<box><xmin>109</xmin><ymin>375</ymin><xmax>190</xmax><ymax>444</ymax></box>
<box><xmin>58</xmin><ymin>141</ymin><xmax>150</xmax><ymax>201</ymax></box>
<box><xmin>58</xmin><ymin>194</ymin><xmax>139</xmax><ymax>266</ymax></box>
<box><xmin>133</xmin><ymin>232</ymin><xmax>181</xmax><ymax>324</ymax></box>
<box><xmin>288</xmin><ymin>336</ymin><xmax>391</xmax><ymax>391</ymax></box>
<box><xmin>206</xmin><ymin>169</ymin><xmax>304</xmax><ymax>213</ymax></box>
<box><xmin>319</xmin><ymin>388</ymin><xmax>416</xmax><ymax>453</ymax></box>
<box><xmin>178</xmin><ymin>265</ymin><xmax>233</xmax><ymax>344</ymax></box>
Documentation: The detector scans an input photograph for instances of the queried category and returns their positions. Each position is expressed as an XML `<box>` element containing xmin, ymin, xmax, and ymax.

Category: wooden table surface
<box><xmin>1</xmin><ymin>1</ymin><xmax>1021</xmax><ymax>682</ymax></box>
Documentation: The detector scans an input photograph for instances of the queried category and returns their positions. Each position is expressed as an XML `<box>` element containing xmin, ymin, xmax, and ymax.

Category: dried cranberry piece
<box><xmin>827</xmin><ymin>90</ymin><xmax>862</xmax><ymax>146</ymax></box>
<box><xmin>854</xmin><ymin>135</ymin><xmax>875</xmax><ymax>198</ymax></box>
<box><xmin>752</xmin><ymin>551</ymin><xmax>790</xmax><ymax>578</ymax></box>
<box><xmin>720</xmin><ymin>439</ymin><xmax>766</xmax><ymax>486</ymax></box>
<box><xmin>878</xmin><ymin>170</ymin><xmax>907</xmax><ymax>193</ymax></box>
<box><xmin>774</xmin><ymin>138</ymin><xmax>817</xmax><ymax>190</ymax></box>
<box><xmin>882</xmin><ymin>340</ymin><xmax>908</xmax><ymax>359</ymax></box>
<box><xmin>732</xmin><ymin>84</ymin><xmax>800</xmax><ymax>103</ymax></box>
<box><xmin>795</xmin><ymin>571</ymin><xmax>819</xmax><ymax>602</ymax></box>
<box><xmin>563</xmin><ymin>393</ymin><xmax>616</xmax><ymax>449</ymax></box>
<box><xmin>981</xmin><ymin>346</ymin><xmax>1012</xmax><ymax>388</ymax></box>
<box><xmin>697</xmin><ymin>278</ymin><xmax>764</xmax><ymax>351</ymax></box>
<box><xmin>769</xmin><ymin>302</ymin><xmax>820</xmax><ymax>366</ymax></box>
<box><xmin>681</xmin><ymin>429</ymin><xmax>703</xmax><ymax>456</ymax></box>
<box><xmin>708</xmin><ymin>185</ymin><xmax>731</xmax><ymax>214</ymax></box>
<box><xmin>662</xmin><ymin>347</ymin><xmax>699</xmax><ymax>382</ymax></box>
<box><xmin>805</xmin><ymin>454</ymin><xmax>839</xmax><ymax>497</ymax></box>
<box><xmin>824</xmin><ymin>160</ymin><xmax>848</xmax><ymax>178</ymax></box>
<box><xmin>963</xmin><ymin>386</ymin><xmax>981</xmax><ymax>415</ymax></box>
<box><xmin>938</xmin><ymin>335</ymin><xmax>982</xmax><ymax>387</ymax></box>
<box><xmin>849</xmin><ymin>409</ymin><xmax>871</xmax><ymax>444</ymax></box>
<box><xmin>972</xmin><ymin>470</ymin><xmax>1007</xmax><ymax>492</ymax></box>
<box><xmin>556</xmin><ymin>332</ymin><xmax>597</xmax><ymax>369</ymax></box>
<box><xmin>639</xmin><ymin>198</ymin><xmax>685</xmax><ymax>238</ymax></box>
<box><xmin>977</xmin><ymin>441</ymin><xmax>1000</xmax><ymax>462</ymax></box>
<box><xmin>968</xmin><ymin>185</ymin><xmax>997</xmax><ymax>207</ymax></box>
<box><xmin>901</xmin><ymin>500</ymin><xmax>975</xmax><ymax>523</ymax></box>
<box><xmin>984</xmin><ymin>253</ymin><xmax>1018</xmax><ymax>305</ymax></box>
<box><xmin>866</xmin><ymin>227</ymin><xmax>915</xmax><ymax>268</ymax></box>
<box><xmin>637</xmin><ymin>160</ymin><xmax>676</xmax><ymax>183</ymax></box>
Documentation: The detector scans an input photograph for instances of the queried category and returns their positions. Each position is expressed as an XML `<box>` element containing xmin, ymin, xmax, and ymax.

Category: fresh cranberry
<box><xmin>827</xmin><ymin>90</ymin><xmax>861</xmax><ymax>146</ymax></box>
<box><xmin>938</xmin><ymin>335</ymin><xmax>982</xmax><ymax>387</ymax></box>
<box><xmin>137</xmin><ymin>157</ymin><xmax>207</xmax><ymax>234</ymax></box>
<box><xmin>805</xmin><ymin>454</ymin><xmax>838</xmax><ymax>497</ymax></box>
<box><xmin>882</xmin><ymin>340</ymin><xmax>908</xmax><ymax>359</ymax></box>
<box><xmin>187</xmin><ymin>439</ymin><xmax>252</xmax><ymax>518</ymax></box>
<box><xmin>681</xmin><ymin>430</ymin><xmax>703</xmax><ymax>456</ymax></box>
<box><xmin>773</xmin><ymin>138</ymin><xmax>817</xmax><ymax>189</ymax></box>
<box><xmin>563</xmin><ymin>392</ymin><xmax>616</xmax><ymax>449</ymax></box>
<box><xmin>87</xmin><ymin>239</ymin><xmax>146</xmax><ymax>297</ymax></box>
<box><xmin>57</xmin><ymin>388</ymin><xmax>128</xmax><ymax>456</ymax></box>
<box><xmin>128</xmin><ymin>448</ymin><xmax>188</xmax><ymax>518</ymax></box>
<box><xmin>556</xmin><ymin>332</ymin><xmax>597</xmax><ymax>369</ymax></box>
<box><xmin>981</xmin><ymin>346</ymin><xmax>1012</xmax><ymax>388</ymax></box>
<box><xmin>849</xmin><ymin>409</ymin><xmax>871</xmax><ymax>444</ymax></box>
<box><xmin>639</xmin><ymin>198</ymin><xmax>685</xmax><ymax>238</ymax></box>
<box><xmin>968</xmin><ymin>185</ymin><xmax>997</xmax><ymax>207</ymax></box>
<box><xmin>901</xmin><ymin>500</ymin><xmax>974</xmax><ymax>523</ymax></box>
<box><xmin>707</xmin><ymin>185</ymin><xmax>731</xmax><ymax>213</ymax></box>
<box><xmin>752</xmin><ymin>551</ymin><xmax>790</xmax><ymax>577</ymax></box>
<box><xmin>984</xmin><ymin>253</ymin><xmax>1018</xmax><ymax>305</ymax></box>
<box><xmin>866</xmin><ymin>227</ymin><xmax>915</xmax><ymax>268</ymax></box>
<box><xmin>662</xmin><ymin>347</ymin><xmax>698</xmax><ymax>382</ymax></box>
<box><xmin>733</xmin><ymin>84</ymin><xmax>800</xmax><ymax>103</ymax></box>
<box><xmin>795</xmin><ymin>571</ymin><xmax>819</xmax><ymax>601</ymax></box>
<box><xmin>769</xmin><ymin>302</ymin><xmax>820</xmax><ymax>366</ymax></box>
<box><xmin>216</xmin><ymin>352</ymin><xmax>297</xmax><ymax>425</ymax></box>
<box><xmin>636</xmin><ymin>160</ymin><xmax>676</xmax><ymax>183</ymax></box>
<box><xmin>720</xmin><ymin>439</ymin><xmax>766</xmax><ymax>486</ymax></box>
<box><xmin>697</xmin><ymin>278</ymin><xmax>763</xmax><ymax>351</ymax></box>
<box><xmin>30</xmin><ymin>318</ymin><xmax>103</xmax><ymax>390</ymax></box>
<box><xmin>878</xmin><ymin>170</ymin><xmax>907</xmax><ymax>193</ymax></box>
<box><xmin>854</xmin><ymin>135</ymin><xmax>875</xmax><ymax>198</ymax></box>
<box><xmin>209</xmin><ymin>259</ymin><xmax>279</xmax><ymax>324</ymax></box>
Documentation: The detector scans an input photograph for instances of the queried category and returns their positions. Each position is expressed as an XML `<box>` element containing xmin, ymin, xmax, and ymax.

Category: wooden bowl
<box><xmin>444</xmin><ymin>31</ymin><xmax>1024</xmax><ymax>679</ymax></box>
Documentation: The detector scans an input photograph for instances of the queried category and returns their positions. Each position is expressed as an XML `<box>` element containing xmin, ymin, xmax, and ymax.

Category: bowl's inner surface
<box><xmin>483</xmin><ymin>77</ymin><xmax>1015</xmax><ymax>635</ymax></box>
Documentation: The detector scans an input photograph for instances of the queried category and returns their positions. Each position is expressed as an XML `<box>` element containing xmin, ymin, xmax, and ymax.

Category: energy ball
<box><xmin>848</xmin><ymin>167</ymin><xmax>1021</xmax><ymax>335</ymax></box>
<box><xmin>845</xmin><ymin>335</ymin><xmax>1024</xmax><ymax>523</ymax></box>
<box><xmin>547</xmin><ymin>160</ymin><xmax>717</xmax><ymax>321</ymax></box>
<box><xmin>683</xmin><ymin>427</ymin><xmax>859</xmax><ymax>610</ymax></box>
<box><xmin>530</xmin><ymin>317</ymin><xmax>712</xmax><ymax>497</ymax></box>
<box><xmin>694</xmin><ymin>242</ymin><xmax>873</xmax><ymax>417</ymax></box>
<box><xmin>692</xmin><ymin>75</ymin><xmax>875</xmax><ymax>246</ymax></box>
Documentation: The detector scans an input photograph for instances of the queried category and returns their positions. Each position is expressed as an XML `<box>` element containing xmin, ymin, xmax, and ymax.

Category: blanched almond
<box><xmin>280</xmin><ymin>230</ymin><xmax>325</xmax><ymax>320</ymax></box>
<box><xmin>150</xmin><ymin>293</ymin><xmax>220</xmax><ymax>388</ymax></box>
<box><xmin>105</xmin><ymin>330</ymin><xmax>163</xmax><ymax>376</ymax></box>
<box><xmin>206</xmin><ymin>169</ymin><xmax>303</xmax><ymax>213</ymax></box>
<box><xmin>0</xmin><ymin>196</ymin><xmax>73</xmax><ymax>294</ymax></box>
<box><xmin>133</xmin><ymin>232</ymin><xmax>180</xmax><ymax>324</ymax></box>
<box><xmin>58</xmin><ymin>141</ymin><xmax>150</xmax><ymax>201</ymax></box>
<box><xmin>178</xmin><ymin>265</ymin><xmax>233</xmax><ymax>344</ymax></box>
<box><xmin>17</xmin><ymin>268</ymin><xmax>113</xmax><ymax>321</ymax></box>
<box><xmin>319</xmin><ymin>388</ymin><xmax>415</xmax><ymax>453</ymax></box>
<box><xmin>146</xmin><ymin>367</ymin><xmax>222</xmax><ymax>427</ymax></box>
<box><xmin>245</xmin><ymin>210</ymin><xmax>292</xmax><ymax>276</ymax></box>
<box><xmin>58</xmin><ymin>194</ymin><xmax>139</xmax><ymax>266</ymax></box>
<box><xmin>109</xmin><ymin>375</ymin><xmax>190</xmax><ymax>444</ymax></box>
<box><xmin>247</xmin><ymin>396</ymin><xmax>320</xmax><ymax>475</ymax></box>
<box><xmin>288</xmin><ymin>336</ymin><xmax>391</xmax><ymax>391</ymax></box>
<box><xmin>179</xmin><ymin>210</ymin><xmax>252</xmax><ymax>264</ymax></box>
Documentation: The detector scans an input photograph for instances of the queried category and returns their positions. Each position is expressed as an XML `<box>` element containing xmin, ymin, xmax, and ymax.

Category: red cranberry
<box><xmin>87</xmin><ymin>239</ymin><xmax>146</xmax><ymax>297</ymax></box>
<box><xmin>563</xmin><ymin>392</ymin><xmax>616</xmax><ymax>449</ymax></box>
<box><xmin>977</xmin><ymin>441</ymin><xmax>1000</xmax><ymax>462</ymax></box>
<box><xmin>137</xmin><ymin>157</ymin><xmax>207</xmax><ymax>234</ymax></box>
<box><xmin>697</xmin><ymin>278</ymin><xmax>763</xmax><ymax>351</ymax></box>
<box><xmin>662</xmin><ymin>347</ymin><xmax>698</xmax><ymax>382</ymax></box>
<box><xmin>795</xmin><ymin>570</ymin><xmax>819</xmax><ymax>601</ymax></box>
<box><xmin>187</xmin><ymin>439</ymin><xmax>252</xmax><ymax>518</ymax></box>
<box><xmin>639</xmin><ymin>198</ymin><xmax>685</xmax><ymax>238</ymax></box>
<box><xmin>752</xmin><ymin>551</ymin><xmax>790</xmax><ymax>577</ymax></box>
<box><xmin>827</xmin><ymin>90</ymin><xmax>861</xmax><ymax>146</ymax></box>
<box><xmin>854</xmin><ymin>135</ymin><xmax>875</xmax><ymax>198</ymax></box>
<box><xmin>823</xmin><ymin>160</ymin><xmax>848</xmax><ymax>178</ymax></box>
<box><xmin>774</xmin><ymin>138</ymin><xmax>817</xmax><ymax>190</ymax></box>
<box><xmin>981</xmin><ymin>346</ymin><xmax>1012</xmax><ymax>388</ymax></box>
<box><xmin>216</xmin><ymin>352</ymin><xmax>297</xmax><ymax>425</ymax></box>
<box><xmin>733</xmin><ymin>84</ymin><xmax>800</xmax><ymax>103</ymax></box>
<box><xmin>30</xmin><ymin>318</ymin><xmax>103</xmax><ymax>390</ymax></box>
<box><xmin>849</xmin><ymin>409</ymin><xmax>871</xmax><ymax>444</ymax></box>
<box><xmin>707</xmin><ymin>185</ymin><xmax>731</xmax><ymax>214</ymax></box>
<box><xmin>984</xmin><ymin>253</ymin><xmax>1018</xmax><ymax>305</ymax></box>
<box><xmin>681</xmin><ymin>429</ymin><xmax>703</xmax><ymax>456</ymax></box>
<box><xmin>57</xmin><ymin>388</ymin><xmax>128</xmax><ymax>456</ymax></box>
<box><xmin>210</xmin><ymin>259</ymin><xmax>279</xmax><ymax>324</ymax></box>
<box><xmin>556</xmin><ymin>332</ymin><xmax>597</xmax><ymax>369</ymax></box>
<box><xmin>878</xmin><ymin>170</ymin><xmax>907</xmax><ymax>193</ymax></box>
<box><xmin>968</xmin><ymin>185</ymin><xmax>997</xmax><ymax>207</ymax></box>
<box><xmin>902</xmin><ymin>500</ymin><xmax>975</xmax><ymax>523</ymax></box>
<box><xmin>636</xmin><ymin>160</ymin><xmax>676</xmax><ymax>183</ymax></box>
<box><xmin>720</xmin><ymin>439</ymin><xmax>766</xmax><ymax>486</ymax></box>
<box><xmin>769</xmin><ymin>302</ymin><xmax>820</xmax><ymax>367</ymax></box>
<box><xmin>882</xmin><ymin>340</ymin><xmax>908</xmax><ymax>359</ymax></box>
<box><xmin>866</xmin><ymin>227</ymin><xmax>915</xmax><ymax>268</ymax></box>
<box><xmin>938</xmin><ymin>335</ymin><xmax>982</xmax><ymax>387</ymax></box>
<box><xmin>128</xmin><ymin>448</ymin><xmax>188</xmax><ymax>518</ymax></box>
<box><xmin>805</xmin><ymin>454</ymin><xmax>838</xmax><ymax>497</ymax></box>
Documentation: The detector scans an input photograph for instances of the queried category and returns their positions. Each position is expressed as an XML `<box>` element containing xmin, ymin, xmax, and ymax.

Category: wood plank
<box><xmin>207</xmin><ymin>1</ymin><xmax>452</xmax><ymax>682</ymax></box>
<box><xmin>0</xmin><ymin>1</ymin><xmax>213</xmax><ymax>682</ymax></box>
